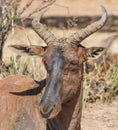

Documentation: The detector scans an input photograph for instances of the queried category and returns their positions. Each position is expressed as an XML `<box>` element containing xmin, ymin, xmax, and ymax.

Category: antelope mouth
<box><xmin>40</xmin><ymin>101</ymin><xmax>61</xmax><ymax>119</ymax></box>
<box><xmin>40</xmin><ymin>105</ymin><xmax>54</xmax><ymax>118</ymax></box>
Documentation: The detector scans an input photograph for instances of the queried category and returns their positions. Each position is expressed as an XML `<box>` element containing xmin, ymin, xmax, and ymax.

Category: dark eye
<box><xmin>69</xmin><ymin>64</ymin><xmax>79</xmax><ymax>74</ymax></box>
<box><xmin>63</xmin><ymin>64</ymin><xmax>79</xmax><ymax>75</ymax></box>
<box><xmin>63</xmin><ymin>69</ymin><xmax>69</xmax><ymax>75</ymax></box>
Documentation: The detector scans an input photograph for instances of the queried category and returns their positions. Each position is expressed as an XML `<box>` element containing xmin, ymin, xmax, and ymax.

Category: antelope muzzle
<box><xmin>40</xmin><ymin>48</ymin><xmax>66</xmax><ymax>119</ymax></box>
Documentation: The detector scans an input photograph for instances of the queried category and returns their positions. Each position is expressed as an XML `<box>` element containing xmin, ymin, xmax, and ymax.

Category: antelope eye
<box><xmin>63</xmin><ymin>69</ymin><xmax>69</xmax><ymax>75</ymax></box>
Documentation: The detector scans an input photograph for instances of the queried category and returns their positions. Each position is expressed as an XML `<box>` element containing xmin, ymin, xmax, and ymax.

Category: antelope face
<box><xmin>40</xmin><ymin>47</ymin><xmax>66</xmax><ymax>118</ymax></box>
<box><xmin>39</xmin><ymin>42</ymin><xmax>106</xmax><ymax>119</ymax></box>
<box><xmin>40</xmin><ymin>43</ymin><xmax>80</xmax><ymax>118</ymax></box>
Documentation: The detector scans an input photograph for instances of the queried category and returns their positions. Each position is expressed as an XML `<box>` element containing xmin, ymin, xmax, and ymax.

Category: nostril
<box><xmin>40</xmin><ymin>105</ymin><xmax>54</xmax><ymax>118</ymax></box>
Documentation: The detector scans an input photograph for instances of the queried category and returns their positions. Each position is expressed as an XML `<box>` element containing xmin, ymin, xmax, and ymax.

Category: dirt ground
<box><xmin>81</xmin><ymin>101</ymin><xmax>118</xmax><ymax>130</ymax></box>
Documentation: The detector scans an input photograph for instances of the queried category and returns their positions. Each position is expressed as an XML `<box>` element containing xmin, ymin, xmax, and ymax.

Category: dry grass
<box><xmin>0</xmin><ymin>55</ymin><xmax>46</xmax><ymax>80</ymax></box>
<box><xmin>83</xmin><ymin>59</ymin><xmax>118</xmax><ymax>106</ymax></box>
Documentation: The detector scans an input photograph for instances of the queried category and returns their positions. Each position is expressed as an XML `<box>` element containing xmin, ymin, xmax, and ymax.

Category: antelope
<box><xmin>31</xmin><ymin>5</ymin><xmax>108</xmax><ymax>130</ymax></box>
<box><xmin>0</xmin><ymin>5</ymin><xmax>108</xmax><ymax>130</ymax></box>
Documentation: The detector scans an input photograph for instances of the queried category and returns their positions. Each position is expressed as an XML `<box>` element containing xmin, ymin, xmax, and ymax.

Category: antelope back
<box><xmin>0</xmin><ymin>75</ymin><xmax>46</xmax><ymax>130</ymax></box>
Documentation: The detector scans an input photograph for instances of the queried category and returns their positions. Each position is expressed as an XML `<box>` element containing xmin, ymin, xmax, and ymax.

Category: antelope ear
<box><xmin>87</xmin><ymin>47</ymin><xmax>106</xmax><ymax>60</ymax></box>
<box><xmin>29</xmin><ymin>45</ymin><xmax>47</xmax><ymax>56</ymax></box>
<box><xmin>9</xmin><ymin>45</ymin><xmax>47</xmax><ymax>57</ymax></box>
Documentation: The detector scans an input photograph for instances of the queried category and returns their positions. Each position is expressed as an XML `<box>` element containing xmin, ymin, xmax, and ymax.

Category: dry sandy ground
<box><xmin>81</xmin><ymin>101</ymin><xmax>118</xmax><ymax>130</ymax></box>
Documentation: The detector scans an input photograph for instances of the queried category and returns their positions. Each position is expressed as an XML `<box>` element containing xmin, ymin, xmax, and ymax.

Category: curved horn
<box><xmin>32</xmin><ymin>8</ymin><xmax>57</xmax><ymax>45</ymax></box>
<box><xmin>67</xmin><ymin>6</ymin><xmax>108</xmax><ymax>46</ymax></box>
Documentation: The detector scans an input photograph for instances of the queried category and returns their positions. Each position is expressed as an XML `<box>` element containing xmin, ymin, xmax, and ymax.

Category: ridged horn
<box><xmin>67</xmin><ymin>5</ymin><xmax>108</xmax><ymax>46</ymax></box>
<box><xmin>32</xmin><ymin>8</ymin><xmax>57</xmax><ymax>45</ymax></box>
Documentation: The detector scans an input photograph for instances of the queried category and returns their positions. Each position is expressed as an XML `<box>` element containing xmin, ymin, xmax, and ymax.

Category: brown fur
<box><xmin>0</xmin><ymin>75</ymin><xmax>46</xmax><ymax>130</ymax></box>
